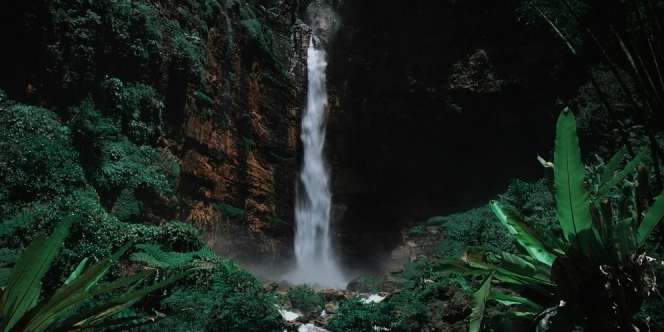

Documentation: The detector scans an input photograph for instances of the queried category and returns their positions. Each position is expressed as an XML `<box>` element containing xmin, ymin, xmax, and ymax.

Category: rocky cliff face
<box><xmin>0</xmin><ymin>0</ymin><xmax>312</xmax><ymax>264</ymax></box>
<box><xmin>177</xmin><ymin>5</ymin><xmax>309</xmax><ymax>263</ymax></box>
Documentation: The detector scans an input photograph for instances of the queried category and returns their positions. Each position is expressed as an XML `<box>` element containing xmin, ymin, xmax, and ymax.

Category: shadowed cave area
<box><xmin>321</xmin><ymin>0</ymin><xmax>583</xmax><ymax>274</ymax></box>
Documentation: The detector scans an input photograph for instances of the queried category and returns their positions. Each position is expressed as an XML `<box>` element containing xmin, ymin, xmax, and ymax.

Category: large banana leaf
<box><xmin>490</xmin><ymin>201</ymin><xmax>557</xmax><ymax>266</ymax></box>
<box><xmin>636</xmin><ymin>192</ymin><xmax>664</xmax><ymax>246</ymax></box>
<box><xmin>553</xmin><ymin>109</ymin><xmax>599</xmax><ymax>258</ymax></box>
<box><xmin>1</xmin><ymin>221</ymin><xmax>71</xmax><ymax>332</ymax></box>
<box><xmin>469</xmin><ymin>273</ymin><xmax>493</xmax><ymax>332</ymax></box>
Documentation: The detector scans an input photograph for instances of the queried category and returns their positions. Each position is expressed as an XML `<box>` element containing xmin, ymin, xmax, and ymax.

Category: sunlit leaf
<box><xmin>469</xmin><ymin>273</ymin><xmax>493</xmax><ymax>332</ymax></box>
<box><xmin>490</xmin><ymin>201</ymin><xmax>557</xmax><ymax>266</ymax></box>
<box><xmin>554</xmin><ymin>108</ymin><xmax>600</xmax><ymax>258</ymax></box>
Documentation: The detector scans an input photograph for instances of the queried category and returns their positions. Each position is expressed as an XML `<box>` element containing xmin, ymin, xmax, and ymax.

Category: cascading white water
<box><xmin>287</xmin><ymin>36</ymin><xmax>346</xmax><ymax>289</ymax></box>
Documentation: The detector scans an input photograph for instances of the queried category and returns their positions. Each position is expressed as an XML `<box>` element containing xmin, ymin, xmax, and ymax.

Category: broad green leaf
<box><xmin>512</xmin><ymin>311</ymin><xmax>538</xmax><ymax>318</ymax></box>
<box><xmin>63</xmin><ymin>272</ymin><xmax>185</xmax><ymax>330</ymax></box>
<box><xmin>553</xmin><ymin>108</ymin><xmax>598</xmax><ymax>257</ymax></box>
<box><xmin>64</xmin><ymin>258</ymin><xmax>89</xmax><ymax>285</ymax></box>
<box><xmin>461</xmin><ymin>251</ymin><xmax>497</xmax><ymax>271</ymax></box>
<box><xmin>490</xmin><ymin>201</ymin><xmax>557</xmax><ymax>266</ymax></box>
<box><xmin>597</xmin><ymin>148</ymin><xmax>648</xmax><ymax>197</ymax></box>
<box><xmin>498</xmin><ymin>252</ymin><xmax>537</xmax><ymax>275</ymax></box>
<box><xmin>469</xmin><ymin>273</ymin><xmax>493</xmax><ymax>332</ymax></box>
<box><xmin>599</xmin><ymin>147</ymin><xmax>625</xmax><ymax>186</ymax></box>
<box><xmin>1</xmin><ymin>220</ymin><xmax>71</xmax><ymax>332</ymax></box>
<box><xmin>636</xmin><ymin>192</ymin><xmax>664</xmax><ymax>246</ymax></box>
<box><xmin>22</xmin><ymin>244</ymin><xmax>135</xmax><ymax>332</ymax></box>
<box><xmin>27</xmin><ymin>272</ymin><xmax>153</xmax><ymax>332</ymax></box>
<box><xmin>0</xmin><ymin>268</ymin><xmax>12</xmax><ymax>288</ymax></box>
<box><xmin>494</xmin><ymin>252</ymin><xmax>553</xmax><ymax>287</ymax></box>
<box><xmin>437</xmin><ymin>262</ymin><xmax>492</xmax><ymax>277</ymax></box>
<box><xmin>489</xmin><ymin>291</ymin><xmax>541</xmax><ymax>311</ymax></box>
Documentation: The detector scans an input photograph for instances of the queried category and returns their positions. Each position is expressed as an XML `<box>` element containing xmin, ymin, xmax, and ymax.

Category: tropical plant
<box><xmin>0</xmin><ymin>219</ymin><xmax>183</xmax><ymax>332</ymax></box>
<box><xmin>445</xmin><ymin>108</ymin><xmax>664</xmax><ymax>331</ymax></box>
<box><xmin>525</xmin><ymin>0</ymin><xmax>664</xmax><ymax>189</ymax></box>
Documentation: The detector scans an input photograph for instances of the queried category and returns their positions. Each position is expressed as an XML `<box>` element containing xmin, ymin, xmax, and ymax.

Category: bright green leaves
<box><xmin>636</xmin><ymin>193</ymin><xmax>664</xmax><ymax>246</ymax></box>
<box><xmin>597</xmin><ymin>148</ymin><xmax>648</xmax><ymax>197</ymax></box>
<box><xmin>469</xmin><ymin>273</ymin><xmax>493</xmax><ymax>332</ymax></box>
<box><xmin>489</xmin><ymin>292</ymin><xmax>541</xmax><ymax>312</ymax></box>
<box><xmin>490</xmin><ymin>201</ymin><xmax>557</xmax><ymax>266</ymax></box>
<box><xmin>0</xmin><ymin>220</ymin><xmax>184</xmax><ymax>332</ymax></box>
<box><xmin>553</xmin><ymin>108</ymin><xmax>600</xmax><ymax>258</ymax></box>
<box><xmin>599</xmin><ymin>147</ymin><xmax>626</xmax><ymax>185</ymax></box>
<box><xmin>1</xmin><ymin>220</ymin><xmax>71</xmax><ymax>332</ymax></box>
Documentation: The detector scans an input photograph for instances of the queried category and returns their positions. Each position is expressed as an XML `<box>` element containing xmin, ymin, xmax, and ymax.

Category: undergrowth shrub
<box><xmin>214</xmin><ymin>203</ymin><xmax>246</xmax><ymax>220</ymax></box>
<box><xmin>143</xmin><ymin>257</ymin><xmax>284</xmax><ymax>332</ymax></box>
<box><xmin>99</xmin><ymin>78</ymin><xmax>164</xmax><ymax>145</ymax></box>
<box><xmin>431</xmin><ymin>207</ymin><xmax>517</xmax><ymax>259</ymax></box>
<box><xmin>0</xmin><ymin>104</ymin><xmax>85</xmax><ymax>219</ymax></box>
<box><xmin>46</xmin><ymin>0</ymin><xmax>208</xmax><ymax>101</ymax></box>
<box><xmin>327</xmin><ymin>300</ymin><xmax>391</xmax><ymax>332</ymax></box>
<box><xmin>287</xmin><ymin>285</ymin><xmax>324</xmax><ymax>318</ymax></box>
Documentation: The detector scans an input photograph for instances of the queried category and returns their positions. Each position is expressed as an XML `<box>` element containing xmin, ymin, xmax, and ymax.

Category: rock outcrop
<box><xmin>176</xmin><ymin>2</ymin><xmax>312</xmax><ymax>263</ymax></box>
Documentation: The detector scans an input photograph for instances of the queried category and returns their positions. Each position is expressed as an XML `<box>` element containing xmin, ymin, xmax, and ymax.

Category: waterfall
<box><xmin>287</xmin><ymin>36</ymin><xmax>346</xmax><ymax>289</ymax></box>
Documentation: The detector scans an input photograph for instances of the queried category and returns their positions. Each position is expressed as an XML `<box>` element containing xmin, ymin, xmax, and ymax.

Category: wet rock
<box><xmin>324</xmin><ymin>303</ymin><xmax>337</xmax><ymax>314</ymax></box>
<box><xmin>345</xmin><ymin>277</ymin><xmax>363</xmax><ymax>292</ymax></box>
<box><xmin>381</xmin><ymin>277</ymin><xmax>402</xmax><ymax>293</ymax></box>
<box><xmin>264</xmin><ymin>281</ymin><xmax>279</xmax><ymax>292</ymax></box>
<box><xmin>319</xmin><ymin>288</ymin><xmax>349</xmax><ymax>302</ymax></box>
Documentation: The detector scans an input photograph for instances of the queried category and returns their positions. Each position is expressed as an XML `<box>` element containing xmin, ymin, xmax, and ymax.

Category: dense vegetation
<box><xmin>0</xmin><ymin>0</ymin><xmax>289</xmax><ymax>330</ymax></box>
<box><xmin>0</xmin><ymin>0</ymin><xmax>663</xmax><ymax>331</ymax></box>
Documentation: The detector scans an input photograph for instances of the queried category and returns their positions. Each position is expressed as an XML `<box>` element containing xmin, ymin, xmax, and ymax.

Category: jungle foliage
<box><xmin>0</xmin><ymin>220</ymin><xmax>182</xmax><ymax>332</ymax></box>
<box><xmin>446</xmin><ymin>109</ymin><xmax>664</xmax><ymax>331</ymax></box>
<box><xmin>0</xmin><ymin>0</ymin><xmax>289</xmax><ymax>329</ymax></box>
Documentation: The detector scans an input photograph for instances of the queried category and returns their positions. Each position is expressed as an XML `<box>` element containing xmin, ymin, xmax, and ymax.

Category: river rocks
<box><xmin>319</xmin><ymin>288</ymin><xmax>351</xmax><ymax>302</ymax></box>
<box><xmin>264</xmin><ymin>281</ymin><xmax>280</xmax><ymax>292</ymax></box>
<box><xmin>324</xmin><ymin>303</ymin><xmax>337</xmax><ymax>314</ymax></box>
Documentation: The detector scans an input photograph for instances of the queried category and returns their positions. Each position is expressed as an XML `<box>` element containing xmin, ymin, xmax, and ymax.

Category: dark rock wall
<box><xmin>324</xmin><ymin>0</ymin><xmax>586</xmax><ymax>269</ymax></box>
